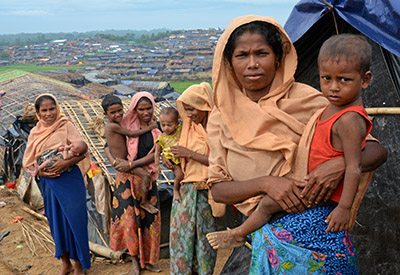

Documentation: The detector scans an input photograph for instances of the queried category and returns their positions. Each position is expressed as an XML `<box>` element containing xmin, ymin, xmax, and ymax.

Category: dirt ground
<box><xmin>0</xmin><ymin>185</ymin><xmax>231</xmax><ymax>275</ymax></box>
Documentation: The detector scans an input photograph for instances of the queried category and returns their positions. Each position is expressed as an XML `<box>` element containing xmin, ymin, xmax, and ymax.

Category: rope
<box><xmin>321</xmin><ymin>0</ymin><xmax>339</xmax><ymax>34</ymax></box>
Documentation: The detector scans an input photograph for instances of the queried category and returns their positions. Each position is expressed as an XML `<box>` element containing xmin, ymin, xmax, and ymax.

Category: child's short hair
<box><xmin>318</xmin><ymin>34</ymin><xmax>372</xmax><ymax>74</ymax></box>
<box><xmin>101</xmin><ymin>94</ymin><xmax>122</xmax><ymax>112</ymax></box>
<box><xmin>160</xmin><ymin>107</ymin><xmax>179</xmax><ymax>122</ymax></box>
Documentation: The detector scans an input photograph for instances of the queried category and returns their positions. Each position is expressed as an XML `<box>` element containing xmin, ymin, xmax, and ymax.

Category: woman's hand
<box><xmin>44</xmin><ymin>158</ymin><xmax>68</xmax><ymax>175</ymax></box>
<box><xmin>266</xmin><ymin>177</ymin><xmax>306</xmax><ymax>214</ymax></box>
<box><xmin>170</xmin><ymin>145</ymin><xmax>192</xmax><ymax>159</ymax></box>
<box><xmin>161</xmin><ymin>154</ymin><xmax>173</xmax><ymax>169</ymax></box>
<box><xmin>301</xmin><ymin>157</ymin><xmax>345</xmax><ymax>207</ymax></box>
<box><xmin>114</xmin><ymin>158</ymin><xmax>131</xmax><ymax>172</ymax></box>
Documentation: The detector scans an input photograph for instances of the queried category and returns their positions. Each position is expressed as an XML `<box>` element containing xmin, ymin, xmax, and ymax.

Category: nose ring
<box><xmin>255</xmin><ymin>63</ymin><xmax>260</xmax><ymax>68</ymax></box>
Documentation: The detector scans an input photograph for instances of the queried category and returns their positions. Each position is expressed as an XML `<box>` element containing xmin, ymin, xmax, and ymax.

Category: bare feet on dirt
<box><xmin>130</xmin><ymin>258</ymin><xmax>140</xmax><ymax>275</ymax></box>
<box><xmin>140</xmin><ymin>201</ymin><xmax>159</xmax><ymax>214</ymax></box>
<box><xmin>206</xmin><ymin>229</ymin><xmax>245</xmax><ymax>250</ymax></box>
<box><xmin>145</xmin><ymin>263</ymin><xmax>161</xmax><ymax>273</ymax></box>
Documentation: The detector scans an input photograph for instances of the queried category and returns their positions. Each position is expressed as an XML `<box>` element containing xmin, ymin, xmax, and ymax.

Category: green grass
<box><xmin>170</xmin><ymin>81</ymin><xmax>212</xmax><ymax>93</ymax></box>
<box><xmin>0</xmin><ymin>64</ymin><xmax>86</xmax><ymax>73</ymax></box>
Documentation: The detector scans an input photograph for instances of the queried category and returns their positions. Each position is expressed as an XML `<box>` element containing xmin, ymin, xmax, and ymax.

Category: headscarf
<box><xmin>211</xmin><ymin>15</ymin><xmax>328</xmax><ymax>179</ymax></box>
<box><xmin>208</xmin><ymin>15</ymin><xmax>328</xmax><ymax>216</ymax></box>
<box><xmin>176</xmin><ymin>82</ymin><xmax>213</xmax><ymax>184</ymax></box>
<box><xmin>121</xmin><ymin>92</ymin><xmax>161</xmax><ymax>181</ymax></box>
<box><xmin>23</xmin><ymin>93</ymin><xmax>91</xmax><ymax>177</ymax></box>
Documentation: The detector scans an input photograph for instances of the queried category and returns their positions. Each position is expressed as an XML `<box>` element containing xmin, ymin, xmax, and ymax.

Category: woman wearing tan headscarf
<box><xmin>167</xmin><ymin>82</ymin><xmax>217</xmax><ymax>275</ymax></box>
<box><xmin>207</xmin><ymin>16</ymin><xmax>386</xmax><ymax>274</ymax></box>
<box><xmin>23</xmin><ymin>94</ymin><xmax>91</xmax><ymax>275</ymax></box>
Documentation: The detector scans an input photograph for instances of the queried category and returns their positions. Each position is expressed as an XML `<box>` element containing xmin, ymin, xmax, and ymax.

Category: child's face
<box><xmin>104</xmin><ymin>104</ymin><xmax>124</xmax><ymax>123</ymax></box>
<box><xmin>160</xmin><ymin>113</ymin><xmax>179</xmax><ymax>136</ymax></box>
<box><xmin>319</xmin><ymin>56</ymin><xmax>372</xmax><ymax>107</ymax></box>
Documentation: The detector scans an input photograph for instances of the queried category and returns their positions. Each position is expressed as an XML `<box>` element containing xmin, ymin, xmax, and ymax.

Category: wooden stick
<box><xmin>366</xmin><ymin>107</ymin><xmax>400</xmax><ymax>115</ymax></box>
<box><xmin>21</xmin><ymin>206</ymin><xmax>48</xmax><ymax>222</ymax></box>
<box><xmin>89</xmin><ymin>241</ymin><xmax>123</xmax><ymax>260</ymax></box>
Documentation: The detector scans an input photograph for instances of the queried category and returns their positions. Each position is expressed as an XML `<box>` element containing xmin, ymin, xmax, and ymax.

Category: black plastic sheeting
<box><xmin>284</xmin><ymin>5</ymin><xmax>400</xmax><ymax>275</ymax></box>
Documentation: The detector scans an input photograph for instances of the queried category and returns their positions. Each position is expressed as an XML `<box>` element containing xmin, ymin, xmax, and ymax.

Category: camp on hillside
<box><xmin>219</xmin><ymin>1</ymin><xmax>399</xmax><ymax>274</ymax></box>
<box><xmin>284</xmin><ymin>1</ymin><xmax>399</xmax><ymax>274</ymax></box>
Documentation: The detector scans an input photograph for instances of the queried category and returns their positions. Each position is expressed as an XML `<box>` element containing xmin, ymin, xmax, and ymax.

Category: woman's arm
<box><xmin>42</xmin><ymin>154</ymin><xmax>85</xmax><ymax>176</ymax></box>
<box><xmin>170</xmin><ymin>145</ymin><xmax>209</xmax><ymax>166</ymax></box>
<box><xmin>211</xmin><ymin>175</ymin><xmax>306</xmax><ymax>214</ymax></box>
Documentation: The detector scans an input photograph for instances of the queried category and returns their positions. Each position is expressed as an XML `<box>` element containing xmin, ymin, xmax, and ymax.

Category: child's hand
<box><xmin>155</xmin><ymin>165</ymin><xmax>161</xmax><ymax>174</ymax></box>
<box><xmin>325</xmin><ymin>205</ymin><xmax>350</xmax><ymax>233</ymax></box>
<box><xmin>173</xmin><ymin>188</ymin><xmax>182</xmax><ymax>202</ymax></box>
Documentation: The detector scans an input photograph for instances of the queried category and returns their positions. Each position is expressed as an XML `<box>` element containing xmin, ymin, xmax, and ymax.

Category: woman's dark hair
<box><xmin>35</xmin><ymin>95</ymin><xmax>56</xmax><ymax>111</ymax></box>
<box><xmin>101</xmin><ymin>94</ymin><xmax>122</xmax><ymax>112</ymax></box>
<box><xmin>224</xmin><ymin>21</ymin><xmax>283</xmax><ymax>65</ymax></box>
<box><xmin>135</xmin><ymin>96</ymin><xmax>152</xmax><ymax>109</ymax></box>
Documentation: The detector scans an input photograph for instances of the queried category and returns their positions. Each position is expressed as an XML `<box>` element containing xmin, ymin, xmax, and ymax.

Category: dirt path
<box><xmin>0</xmin><ymin>186</ymin><xmax>231</xmax><ymax>275</ymax></box>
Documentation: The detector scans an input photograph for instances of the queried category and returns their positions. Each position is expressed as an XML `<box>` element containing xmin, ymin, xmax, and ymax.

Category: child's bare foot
<box><xmin>206</xmin><ymin>229</ymin><xmax>245</xmax><ymax>249</ymax></box>
<box><xmin>145</xmin><ymin>263</ymin><xmax>161</xmax><ymax>273</ymax></box>
<box><xmin>140</xmin><ymin>201</ymin><xmax>159</xmax><ymax>214</ymax></box>
<box><xmin>130</xmin><ymin>257</ymin><xmax>140</xmax><ymax>275</ymax></box>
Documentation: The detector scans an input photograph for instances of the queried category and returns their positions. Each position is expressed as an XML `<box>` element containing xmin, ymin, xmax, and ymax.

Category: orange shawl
<box><xmin>176</xmin><ymin>82</ymin><xmax>213</xmax><ymax>185</ymax></box>
<box><xmin>121</xmin><ymin>92</ymin><xmax>161</xmax><ymax>182</ymax></box>
<box><xmin>22</xmin><ymin>93</ymin><xmax>91</xmax><ymax>177</ymax></box>
<box><xmin>208</xmin><ymin>15</ymin><xmax>328</xmax><ymax>216</ymax></box>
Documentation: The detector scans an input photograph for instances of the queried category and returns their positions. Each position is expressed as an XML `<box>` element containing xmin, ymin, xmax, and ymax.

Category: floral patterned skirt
<box><xmin>109</xmin><ymin>171</ymin><xmax>161</xmax><ymax>268</ymax></box>
<box><xmin>169</xmin><ymin>183</ymin><xmax>217</xmax><ymax>275</ymax></box>
<box><xmin>250</xmin><ymin>206</ymin><xmax>358</xmax><ymax>275</ymax></box>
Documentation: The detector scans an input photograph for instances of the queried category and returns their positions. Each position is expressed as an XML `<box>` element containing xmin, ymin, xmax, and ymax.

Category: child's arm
<box><xmin>154</xmin><ymin>141</ymin><xmax>162</xmax><ymax>173</ymax></box>
<box><xmin>109</xmin><ymin>121</ymin><xmax>157</xmax><ymax>138</ymax></box>
<box><xmin>325</xmin><ymin>112</ymin><xmax>367</xmax><ymax>233</ymax></box>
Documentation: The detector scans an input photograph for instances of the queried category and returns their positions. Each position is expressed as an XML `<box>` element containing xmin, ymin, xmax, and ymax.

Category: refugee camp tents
<box><xmin>220</xmin><ymin>1</ymin><xmax>400</xmax><ymax>274</ymax></box>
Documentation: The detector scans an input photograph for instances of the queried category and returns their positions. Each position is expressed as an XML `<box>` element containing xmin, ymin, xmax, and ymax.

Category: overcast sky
<box><xmin>0</xmin><ymin>0</ymin><xmax>299</xmax><ymax>34</ymax></box>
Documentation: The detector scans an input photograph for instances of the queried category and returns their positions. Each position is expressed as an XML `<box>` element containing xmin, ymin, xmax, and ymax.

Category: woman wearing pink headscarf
<box><xmin>105</xmin><ymin>92</ymin><xmax>162</xmax><ymax>274</ymax></box>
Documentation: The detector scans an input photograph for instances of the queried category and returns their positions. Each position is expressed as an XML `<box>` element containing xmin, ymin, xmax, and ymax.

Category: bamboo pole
<box><xmin>88</xmin><ymin>241</ymin><xmax>123</xmax><ymax>260</ymax></box>
<box><xmin>366</xmin><ymin>107</ymin><xmax>400</xmax><ymax>115</ymax></box>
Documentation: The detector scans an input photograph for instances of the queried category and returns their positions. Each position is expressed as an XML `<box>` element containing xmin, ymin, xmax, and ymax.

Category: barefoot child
<box><xmin>154</xmin><ymin>107</ymin><xmax>184</xmax><ymax>202</ymax></box>
<box><xmin>27</xmin><ymin>140</ymin><xmax>88</xmax><ymax>177</ymax></box>
<box><xmin>102</xmin><ymin>94</ymin><xmax>159</xmax><ymax>214</ymax></box>
<box><xmin>207</xmin><ymin>33</ymin><xmax>373</xmax><ymax>249</ymax></box>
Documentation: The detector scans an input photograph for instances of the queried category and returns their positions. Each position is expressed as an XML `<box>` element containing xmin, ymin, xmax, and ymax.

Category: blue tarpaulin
<box><xmin>285</xmin><ymin>0</ymin><xmax>400</xmax><ymax>57</ymax></box>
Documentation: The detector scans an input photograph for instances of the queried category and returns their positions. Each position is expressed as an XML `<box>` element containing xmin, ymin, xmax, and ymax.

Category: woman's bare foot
<box><xmin>145</xmin><ymin>263</ymin><xmax>161</xmax><ymax>273</ymax></box>
<box><xmin>140</xmin><ymin>201</ymin><xmax>159</xmax><ymax>214</ymax></box>
<box><xmin>60</xmin><ymin>253</ymin><xmax>73</xmax><ymax>275</ymax></box>
<box><xmin>73</xmin><ymin>261</ymin><xmax>85</xmax><ymax>275</ymax></box>
<box><xmin>206</xmin><ymin>229</ymin><xmax>245</xmax><ymax>249</ymax></box>
<box><xmin>130</xmin><ymin>257</ymin><xmax>140</xmax><ymax>275</ymax></box>
<box><xmin>59</xmin><ymin>261</ymin><xmax>73</xmax><ymax>275</ymax></box>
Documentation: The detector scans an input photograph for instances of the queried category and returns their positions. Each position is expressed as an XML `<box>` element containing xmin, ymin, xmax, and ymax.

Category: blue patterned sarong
<box><xmin>40</xmin><ymin>165</ymin><xmax>91</xmax><ymax>270</ymax></box>
<box><xmin>250</xmin><ymin>206</ymin><xmax>358</xmax><ymax>275</ymax></box>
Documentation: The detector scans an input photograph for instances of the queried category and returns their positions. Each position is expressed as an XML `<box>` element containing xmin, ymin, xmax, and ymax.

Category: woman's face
<box><xmin>231</xmin><ymin>31</ymin><xmax>277</xmax><ymax>100</ymax></box>
<box><xmin>38</xmin><ymin>99</ymin><xmax>58</xmax><ymax>124</ymax></box>
<box><xmin>182</xmin><ymin>103</ymin><xmax>207</xmax><ymax>125</ymax></box>
<box><xmin>135</xmin><ymin>99</ymin><xmax>154</xmax><ymax>124</ymax></box>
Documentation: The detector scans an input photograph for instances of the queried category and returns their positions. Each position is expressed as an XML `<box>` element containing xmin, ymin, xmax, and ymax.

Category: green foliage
<box><xmin>0</xmin><ymin>64</ymin><xmax>85</xmax><ymax>73</ymax></box>
<box><xmin>170</xmin><ymin>81</ymin><xmax>213</xmax><ymax>94</ymax></box>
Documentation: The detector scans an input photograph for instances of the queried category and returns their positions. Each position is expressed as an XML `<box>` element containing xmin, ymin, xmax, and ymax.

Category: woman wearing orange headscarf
<box><xmin>167</xmin><ymin>83</ymin><xmax>217</xmax><ymax>275</ymax></box>
<box><xmin>207</xmin><ymin>16</ymin><xmax>386</xmax><ymax>274</ymax></box>
<box><xmin>23</xmin><ymin>94</ymin><xmax>90</xmax><ymax>275</ymax></box>
<box><xmin>105</xmin><ymin>92</ymin><xmax>162</xmax><ymax>274</ymax></box>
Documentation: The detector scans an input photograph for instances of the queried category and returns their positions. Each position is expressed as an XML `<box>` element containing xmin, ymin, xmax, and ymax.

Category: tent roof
<box><xmin>284</xmin><ymin>0</ymin><xmax>400</xmax><ymax>57</ymax></box>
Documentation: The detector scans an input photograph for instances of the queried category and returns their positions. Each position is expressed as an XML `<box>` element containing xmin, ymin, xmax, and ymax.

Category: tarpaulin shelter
<box><xmin>220</xmin><ymin>1</ymin><xmax>400</xmax><ymax>274</ymax></box>
<box><xmin>284</xmin><ymin>1</ymin><xmax>400</xmax><ymax>274</ymax></box>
